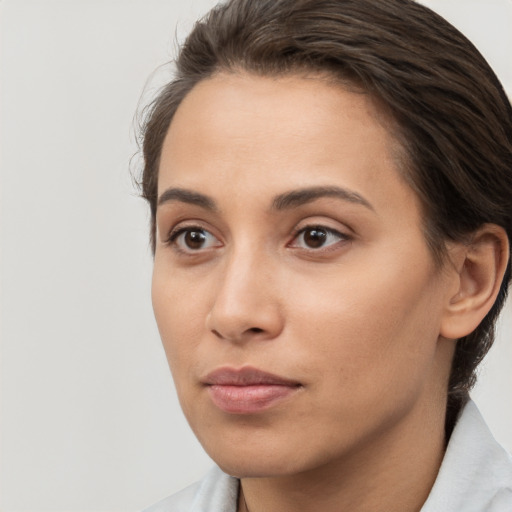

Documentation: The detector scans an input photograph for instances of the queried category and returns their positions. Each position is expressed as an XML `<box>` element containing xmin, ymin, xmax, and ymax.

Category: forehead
<box><xmin>158</xmin><ymin>72</ymin><xmax>419</xmax><ymax>219</ymax></box>
<box><xmin>165</xmin><ymin>72</ymin><xmax>394</xmax><ymax>144</ymax></box>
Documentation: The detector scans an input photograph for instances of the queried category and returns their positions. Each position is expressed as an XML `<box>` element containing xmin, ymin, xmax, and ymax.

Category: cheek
<box><xmin>151</xmin><ymin>265</ymin><xmax>206</xmax><ymax>378</ymax></box>
<box><xmin>287</xmin><ymin>251</ymin><xmax>444</xmax><ymax>399</ymax></box>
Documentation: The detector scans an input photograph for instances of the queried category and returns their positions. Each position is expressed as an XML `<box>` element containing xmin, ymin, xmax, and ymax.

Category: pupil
<box><xmin>304</xmin><ymin>228</ymin><xmax>327</xmax><ymax>248</ymax></box>
<box><xmin>185</xmin><ymin>230</ymin><xmax>206</xmax><ymax>249</ymax></box>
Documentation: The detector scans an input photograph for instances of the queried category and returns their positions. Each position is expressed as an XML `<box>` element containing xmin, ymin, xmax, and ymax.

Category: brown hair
<box><xmin>139</xmin><ymin>0</ymin><xmax>512</xmax><ymax>424</ymax></box>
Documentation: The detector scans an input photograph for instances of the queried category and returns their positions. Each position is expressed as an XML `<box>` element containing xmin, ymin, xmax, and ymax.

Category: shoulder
<box><xmin>486</xmin><ymin>488</ymin><xmax>512</xmax><ymax>512</ymax></box>
<box><xmin>422</xmin><ymin>400</ymin><xmax>512</xmax><ymax>512</ymax></box>
<box><xmin>142</xmin><ymin>481</ymin><xmax>200</xmax><ymax>512</ymax></box>
<box><xmin>142</xmin><ymin>466</ymin><xmax>239</xmax><ymax>512</ymax></box>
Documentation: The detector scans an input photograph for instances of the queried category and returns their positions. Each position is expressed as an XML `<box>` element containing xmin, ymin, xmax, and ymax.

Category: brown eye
<box><xmin>184</xmin><ymin>230</ymin><xmax>207</xmax><ymax>249</ymax></box>
<box><xmin>168</xmin><ymin>227</ymin><xmax>221</xmax><ymax>252</ymax></box>
<box><xmin>303</xmin><ymin>228</ymin><xmax>328</xmax><ymax>248</ymax></box>
<box><xmin>290</xmin><ymin>225</ymin><xmax>349</xmax><ymax>250</ymax></box>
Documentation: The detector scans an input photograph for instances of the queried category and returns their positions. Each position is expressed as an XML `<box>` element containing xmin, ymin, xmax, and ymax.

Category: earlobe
<box><xmin>440</xmin><ymin>224</ymin><xmax>509</xmax><ymax>340</ymax></box>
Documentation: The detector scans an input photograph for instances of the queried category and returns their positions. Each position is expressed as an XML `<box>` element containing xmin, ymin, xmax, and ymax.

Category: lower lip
<box><xmin>207</xmin><ymin>384</ymin><xmax>299</xmax><ymax>414</ymax></box>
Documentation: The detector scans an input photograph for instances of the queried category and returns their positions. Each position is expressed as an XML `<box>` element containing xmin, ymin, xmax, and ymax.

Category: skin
<box><xmin>152</xmin><ymin>73</ymin><xmax>477</xmax><ymax>512</ymax></box>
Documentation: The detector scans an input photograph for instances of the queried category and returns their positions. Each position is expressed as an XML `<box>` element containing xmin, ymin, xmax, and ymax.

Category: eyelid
<box><xmin>288</xmin><ymin>223</ymin><xmax>352</xmax><ymax>251</ymax></box>
<box><xmin>162</xmin><ymin>219</ymin><xmax>211</xmax><ymax>242</ymax></box>
<box><xmin>163</xmin><ymin>222</ymin><xmax>223</xmax><ymax>253</ymax></box>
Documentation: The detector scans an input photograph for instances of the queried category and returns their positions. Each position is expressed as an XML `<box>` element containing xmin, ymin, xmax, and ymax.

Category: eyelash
<box><xmin>165</xmin><ymin>225</ymin><xmax>220</xmax><ymax>253</ymax></box>
<box><xmin>289</xmin><ymin>225</ymin><xmax>350</xmax><ymax>251</ymax></box>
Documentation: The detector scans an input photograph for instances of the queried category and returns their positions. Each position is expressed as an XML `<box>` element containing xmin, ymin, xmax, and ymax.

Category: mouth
<box><xmin>203</xmin><ymin>366</ymin><xmax>302</xmax><ymax>414</ymax></box>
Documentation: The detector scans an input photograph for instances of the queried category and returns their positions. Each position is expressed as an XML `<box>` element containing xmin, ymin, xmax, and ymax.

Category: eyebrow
<box><xmin>272</xmin><ymin>186</ymin><xmax>374</xmax><ymax>211</ymax></box>
<box><xmin>157</xmin><ymin>185</ymin><xmax>374</xmax><ymax>213</ymax></box>
<box><xmin>158</xmin><ymin>187</ymin><xmax>218</xmax><ymax>211</ymax></box>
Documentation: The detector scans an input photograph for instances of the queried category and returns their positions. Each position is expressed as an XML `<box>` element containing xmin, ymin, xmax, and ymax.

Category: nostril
<box><xmin>209</xmin><ymin>325</ymin><xmax>268</xmax><ymax>342</ymax></box>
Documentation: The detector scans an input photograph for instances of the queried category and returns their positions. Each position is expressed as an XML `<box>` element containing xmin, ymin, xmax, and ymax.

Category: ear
<box><xmin>440</xmin><ymin>224</ymin><xmax>509</xmax><ymax>340</ymax></box>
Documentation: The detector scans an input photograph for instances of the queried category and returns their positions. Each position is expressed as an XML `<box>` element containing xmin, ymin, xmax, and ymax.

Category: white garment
<box><xmin>143</xmin><ymin>401</ymin><xmax>512</xmax><ymax>511</ymax></box>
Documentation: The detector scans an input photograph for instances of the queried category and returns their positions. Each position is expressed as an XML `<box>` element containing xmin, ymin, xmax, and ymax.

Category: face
<box><xmin>152</xmin><ymin>73</ymin><xmax>455</xmax><ymax>478</ymax></box>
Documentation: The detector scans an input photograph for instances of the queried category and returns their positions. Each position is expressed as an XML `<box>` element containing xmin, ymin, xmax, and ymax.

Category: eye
<box><xmin>290</xmin><ymin>225</ymin><xmax>349</xmax><ymax>250</ymax></box>
<box><xmin>168</xmin><ymin>227</ymin><xmax>221</xmax><ymax>252</ymax></box>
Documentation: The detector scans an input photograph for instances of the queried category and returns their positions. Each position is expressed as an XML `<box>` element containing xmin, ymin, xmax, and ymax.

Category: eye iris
<box><xmin>184</xmin><ymin>230</ymin><xmax>206</xmax><ymax>249</ymax></box>
<box><xmin>304</xmin><ymin>228</ymin><xmax>327</xmax><ymax>248</ymax></box>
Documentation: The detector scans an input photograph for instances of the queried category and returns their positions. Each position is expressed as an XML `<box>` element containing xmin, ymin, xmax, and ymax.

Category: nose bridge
<box><xmin>207</xmin><ymin>239</ymin><xmax>282</xmax><ymax>342</ymax></box>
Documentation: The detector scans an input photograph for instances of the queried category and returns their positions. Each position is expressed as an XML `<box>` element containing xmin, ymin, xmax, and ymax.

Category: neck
<box><xmin>238</xmin><ymin>396</ymin><xmax>447</xmax><ymax>512</ymax></box>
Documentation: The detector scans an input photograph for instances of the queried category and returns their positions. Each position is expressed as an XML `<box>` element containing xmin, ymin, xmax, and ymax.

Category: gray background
<box><xmin>1</xmin><ymin>0</ymin><xmax>511</xmax><ymax>510</ymax></box>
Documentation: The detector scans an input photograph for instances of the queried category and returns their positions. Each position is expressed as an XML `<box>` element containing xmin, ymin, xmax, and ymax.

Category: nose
<box><xmin>205</xmin><ymin>250</ymin><xmax>284</xmax><ymax>344</ymax></box>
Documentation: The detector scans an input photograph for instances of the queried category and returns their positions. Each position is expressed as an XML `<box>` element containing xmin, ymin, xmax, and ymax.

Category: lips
<box><xmin>203</xmin><ymin>366</ymin><xmax>302</xmax><ymax>414</ymax></box>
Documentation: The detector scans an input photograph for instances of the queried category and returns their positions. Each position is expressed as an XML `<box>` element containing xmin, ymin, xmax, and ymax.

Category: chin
<box><xmin>213</xmin><ymin>452</ymin><xmax>309</xmax><ymax>479</ymax></box>
<box><xmin>194</xmin><ymin>424</ymin><xmax>338</xmax><ymax>480</ymax></box>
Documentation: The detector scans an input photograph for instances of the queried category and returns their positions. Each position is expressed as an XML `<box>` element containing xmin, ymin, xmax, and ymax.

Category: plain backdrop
<box><xmin>1</xmin><ymin>0</ymin><xmax>511</xmax><ymax>510</ymax></box>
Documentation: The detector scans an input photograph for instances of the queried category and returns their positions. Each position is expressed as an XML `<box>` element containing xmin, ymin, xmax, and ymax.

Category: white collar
<box><xmin>420</xmin><ymin>399</ymin><xmax>512</xmax><ymax>511</ymax></box>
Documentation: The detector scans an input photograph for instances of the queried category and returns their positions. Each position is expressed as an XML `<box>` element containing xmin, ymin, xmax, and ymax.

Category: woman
<box><xmin>139</xmin><ymin>0</ymin><xmax>512</xmax><ymax>510</ymax></box>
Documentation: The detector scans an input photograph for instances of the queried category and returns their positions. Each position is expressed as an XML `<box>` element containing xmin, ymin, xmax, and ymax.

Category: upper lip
<box><xmin>203</xmin><ymin>366</ymin><xmax>301</xmax><ymax>387</ymax></box>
